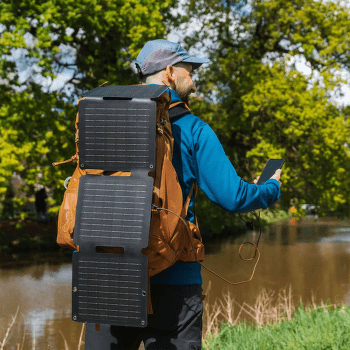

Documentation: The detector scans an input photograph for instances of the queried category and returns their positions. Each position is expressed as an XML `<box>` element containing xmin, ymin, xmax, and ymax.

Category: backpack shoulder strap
<box><xmin>169</xmin><ymin>102</ymin><xmax>191</xmax><ymax>119</ymax></box>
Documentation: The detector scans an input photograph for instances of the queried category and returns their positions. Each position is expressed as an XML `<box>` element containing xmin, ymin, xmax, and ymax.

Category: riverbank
<box><xmin>0</xmin><ymin>217</ymin><xmax>253</xmax><ymax>257</ymax></box>
<box><xmin>0</xmin><ymin>218</ymin><xmax>63</xmax><ymax>256</ymax></box>
<box><xmin>1</xmin><ymin>216</ymin><xmax>348</xmax><ymax>256</ymax></box>
<box><xmin>202</xmin><ymin>283</ymin><xmax>350</xmax><ymax>349</ymax></box>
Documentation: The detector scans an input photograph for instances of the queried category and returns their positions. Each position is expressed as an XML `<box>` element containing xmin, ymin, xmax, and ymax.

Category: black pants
<box><xmin>84</xmin><ymin>284</ymin><xmax>203</xmax><ymax>350</ymax></box>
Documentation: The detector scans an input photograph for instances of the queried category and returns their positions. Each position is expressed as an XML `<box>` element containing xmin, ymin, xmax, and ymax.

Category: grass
<box><xmin>203</xmin><ymin>305</ymin><xmax>350</xmax><ymax>349</ymax></box>
<box><xmin>2</xmin><ymin>285</ymin><xmax>349</xmax><ymax>350</ymax></box>
<box><xmin>201</xmin><ymin>282</ymin><xmax>350</xmax><ymax>349</ymax></box>
<box><xmin>0</xmin><ymin>306</ymin><xmax>22</xmax><ymax>350</ymax></box>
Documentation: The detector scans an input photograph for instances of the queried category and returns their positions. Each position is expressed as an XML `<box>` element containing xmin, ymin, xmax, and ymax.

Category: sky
<box><xmin>289</xmin><ymin>55</ymin><xmax>350</xmax><ymax>107</ymax></box>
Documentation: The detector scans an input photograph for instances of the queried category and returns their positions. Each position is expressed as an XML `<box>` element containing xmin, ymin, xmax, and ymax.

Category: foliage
<box><xmin>2</xmin><ymin>0</ymin><xmax>350</xmax><ymax>226</ymax></box>
<box><xmin>184</xmin><ymin>0</ymin><xmax>350</xmax><ymax>218</ymax></box>
<box><xmin>203</xmin><ymin>304</ymin><xmax>350</xmax><ymax>349</ymax></box>
<box><xmin>0</xmin><ymin>0</ymin><xmax>176</xmax><ymax>213</ymax></box>
<box><xmin>242</xmin><ymin>63</ymin><xmax>350</xmax><ymax>215</ymax></box>
<box><xmin>196</xmin><ymin>187</ymin><xmax>275</xmax><ymax>237</ymax></box>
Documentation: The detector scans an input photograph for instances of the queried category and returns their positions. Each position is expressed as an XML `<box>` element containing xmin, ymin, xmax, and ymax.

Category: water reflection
<box><xmin>1</xmin><ymin>221</ymin><xmax>350</xmax><ymax>348</ymax></box>
<box><xmin>320</xmin><ymin>227</ymin><xmax>350</xmax><ymax>243</ymax></box>
<box><xmin>262</xmin><ymin>221</ymin><xmax>342</xmax><ymax>246</ymax></box>
<box><xmin>202</xmin><ymin>220</ymin><xmax>350</xmax><ymax>325</ymax></box>
<box><xmin>0</xmin><ymin>256</ymin><xmax>84</xmax><ymax>350</ymax></box>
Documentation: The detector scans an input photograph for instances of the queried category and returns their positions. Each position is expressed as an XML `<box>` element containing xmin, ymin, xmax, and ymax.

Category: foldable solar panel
<box><xmin>71</xmin><ymin>85</ymin><xmax>168</xmax><ymax>327</ymax></box>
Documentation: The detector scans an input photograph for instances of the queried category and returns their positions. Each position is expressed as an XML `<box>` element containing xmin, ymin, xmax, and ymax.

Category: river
<box><xmin>1</xmin><ymin>219</ymin><xmax>350</xmax><ymax>349</ymax></box>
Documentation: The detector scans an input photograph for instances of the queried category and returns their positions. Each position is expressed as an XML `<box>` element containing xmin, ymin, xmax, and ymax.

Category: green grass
<box><xmin>203</xmin><ymin>304</ymin><xmax>350</xmax><ymax>349</ymax></box>
<box><xmin>201</xmin><ymin>282</ymin><xmax>350</xmax><ymax>349</ymax></box>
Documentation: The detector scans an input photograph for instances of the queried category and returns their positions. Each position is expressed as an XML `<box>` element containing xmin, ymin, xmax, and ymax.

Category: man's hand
<box><xmin>271</xmin><ymin>169</ymin><xmax>282</xmax><ymax>187</ymax></box>
<box><xmin>253</xmin><ymin>169</ymin><xmax>282</xmax><ymax>187</ymax></box>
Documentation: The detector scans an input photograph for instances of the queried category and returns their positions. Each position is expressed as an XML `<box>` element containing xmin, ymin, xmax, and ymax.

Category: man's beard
<box><xmin>175</xmin><ymin>86</ymin><xmax>192</xmax><ymax>106</ymax></box>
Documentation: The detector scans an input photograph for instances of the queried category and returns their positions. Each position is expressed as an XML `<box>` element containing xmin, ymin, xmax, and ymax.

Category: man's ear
<box><xmin>165</xmin><ymin>65</ymin><xmax>176</xmax><ymax>85</ymax></box>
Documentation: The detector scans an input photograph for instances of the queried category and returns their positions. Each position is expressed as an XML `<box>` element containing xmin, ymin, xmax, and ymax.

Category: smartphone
<box><xmin>256</xmin><ymin>159</ymin><xmax>285</xmax><ymax>185</ymax></box>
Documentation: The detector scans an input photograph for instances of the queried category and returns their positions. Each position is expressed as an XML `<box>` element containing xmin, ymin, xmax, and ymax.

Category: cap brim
<box><xmin>183</xmin><ymin>56</ymin><xmax>210</xmax><ymax>64</ymax></box>
<box><xmin>182</xmin><ymin>56</ymin><xmax>210</xmax><ymax>70</ymax></box>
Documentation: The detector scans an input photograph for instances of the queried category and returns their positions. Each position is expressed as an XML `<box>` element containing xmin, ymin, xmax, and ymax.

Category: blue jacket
<box><xmin>150</xmin><ymin>90</ymin><xmax>281</xmax><ymax>285</ymax></box>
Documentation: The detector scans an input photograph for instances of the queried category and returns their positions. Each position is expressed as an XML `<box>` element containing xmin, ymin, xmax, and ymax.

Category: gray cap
<box><xmin>135</xmin><ymin>39</ymin><xmax>210</xmax><ymax>77</ymax></box>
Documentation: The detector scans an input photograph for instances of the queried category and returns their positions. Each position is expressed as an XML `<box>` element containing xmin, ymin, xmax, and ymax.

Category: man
<box><xmin>35</xmin><ymin>187</ymin><xmax>48</xmax><ymax>223</ymax></box>
<box><xmin>85</xmin><ymin>39</ymin><xmax>281</xmax><ymax>350</ymax></box>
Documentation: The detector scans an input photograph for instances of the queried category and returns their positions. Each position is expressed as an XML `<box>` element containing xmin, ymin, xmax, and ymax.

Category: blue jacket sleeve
<box><xmin>192</xmin><ymin>122</ymin><xmax>280</xmax><ymax>213</ymax></box>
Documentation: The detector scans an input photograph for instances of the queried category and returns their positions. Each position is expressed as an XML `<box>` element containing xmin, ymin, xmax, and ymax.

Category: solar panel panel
<box><xmin>79</xmin><ymin>99</ymin><xmax>156</xmax><ymax>172</ymax></box>
<box><xmin>72</xmin><ymin>252</ymin><xmax>148</xmax><ymax>327</ymax></box>
<box><xmin>74</xmin><ymin>175</ymin><xmax>153</xmax><ymax>248</ymax></box>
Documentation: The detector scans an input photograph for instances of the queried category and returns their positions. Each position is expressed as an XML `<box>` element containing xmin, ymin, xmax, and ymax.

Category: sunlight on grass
<box><xmin>201</xmin><ymin>282</ymin><xmax>350</xmax><ymax>349</ymax></box>
<box><xmin>202</xmin><ymin>281</ymin><xmax>296</xmax><ymax>338</ymax></box>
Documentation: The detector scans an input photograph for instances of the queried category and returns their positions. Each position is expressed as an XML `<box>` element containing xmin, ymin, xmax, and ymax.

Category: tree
<box><xmin>242</xmin><ymin>63</ymin><xmax>350</xmax><ymax>215</ymax></box>
<box><xmin>0</xmin><ymin>0</ymin><xmax>176</xmax><ymax>215</ymax></box>
<box><xmin>180</xmin><ymin>0</ymin><xmax>350</xmax><ymax>224</ymax></box>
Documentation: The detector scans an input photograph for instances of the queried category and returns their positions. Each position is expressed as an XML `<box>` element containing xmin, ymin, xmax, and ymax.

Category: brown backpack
<box><xmin>54</xmin><ymin>89</ymin><xmax>205</xmax><ymax>278</ymax></box>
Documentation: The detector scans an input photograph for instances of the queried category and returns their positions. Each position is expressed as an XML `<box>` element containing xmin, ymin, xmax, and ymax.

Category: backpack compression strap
<box><xmin>169</xmin><ymin>101</ymin><xmax>191</xmax><ymax>119</ymax></box>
